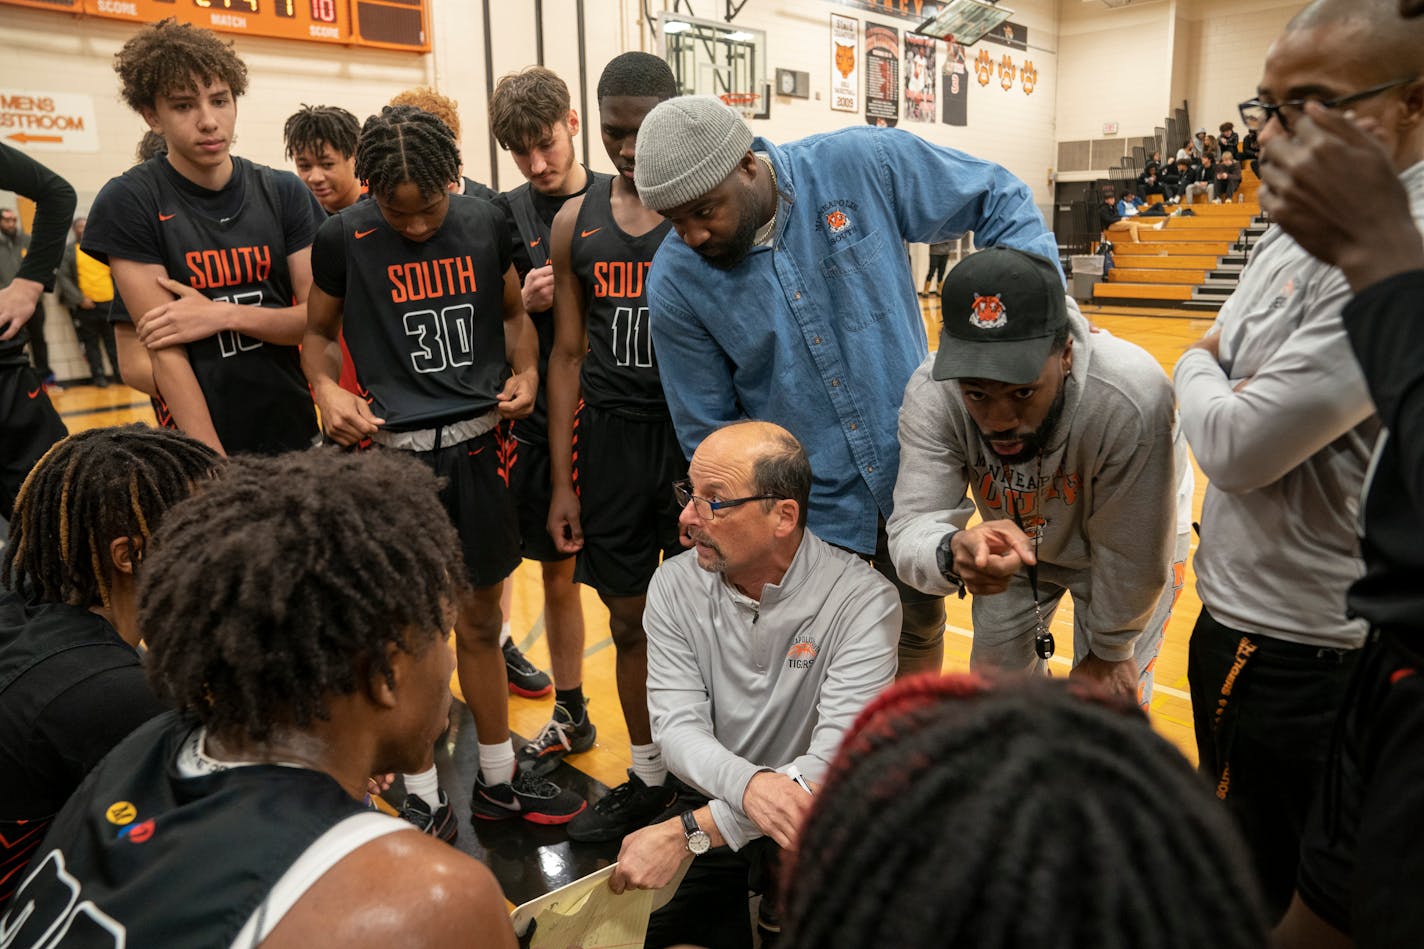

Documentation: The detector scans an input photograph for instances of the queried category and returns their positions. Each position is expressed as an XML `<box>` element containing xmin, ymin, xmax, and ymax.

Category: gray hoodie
<box><xmin>888</xmin><ymin>308</ymin><xmax>1186</xmax><ymax>663</ymax></box>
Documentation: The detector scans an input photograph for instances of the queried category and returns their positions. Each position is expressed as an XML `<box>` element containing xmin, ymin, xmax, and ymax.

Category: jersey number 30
<box><xmin>404</xmin><ymin>304</ymin><xmax>477</xmax><ymax>374</ymax></box>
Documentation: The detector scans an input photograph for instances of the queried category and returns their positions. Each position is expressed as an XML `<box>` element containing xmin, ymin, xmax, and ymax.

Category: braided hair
<box><xmin>141</xmin><ymin>448</ymin><xmax>465</xmax><ymax>744</ymax></box>
<box><xmin>113</xmin><ymin>18</ymin><xmax>249</xmax><ymax>113</ymax></box>
<box><xmin>781</xmin><ymin>674</ymin><xmax>1269</xmax><ymax>949</ymax></box>
<box><xmin>355</xmin><ymin>105</ymin><xmax>461</xmax><ymax>203</ymax></box>
<box><xmin>2</xmin><ymin>425</ymin><xmax>220</xmax><ymax>609</ymax></box>
<box><xmin>283</xmin><ymin>104</ymin><xmax>360</xmax><ymax>160</ymax></box>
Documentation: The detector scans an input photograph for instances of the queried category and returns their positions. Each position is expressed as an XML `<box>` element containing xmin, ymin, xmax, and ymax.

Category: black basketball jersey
<box><xmin>0</xmin><ymin>712</ymin><xmax>368</xmax><ymax>947</ymax></box>
<box><xmin>87</xmin><ymin>157</ymin><xmax>317</xmax><ymax>455</ymax></box>
<box><xmin>570</xmin><ymin>177</ymin><xmax>674</xmax><ymax>419</ymax></box>
<box><xmin>310</xmin><ymin>195</ymin><xmax>514</xmax><ymax>432</ymax></box>
<box><xmin>500</xmin><ymin>170</ymin><xmax>611</xmax><ymax>445</ymax></box>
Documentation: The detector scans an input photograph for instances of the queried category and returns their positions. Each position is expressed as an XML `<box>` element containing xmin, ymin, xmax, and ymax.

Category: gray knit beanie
<box><xmin>634</xmin><ymin>96</ymin><xmax>754</xmax><ymax>212</ymax></box>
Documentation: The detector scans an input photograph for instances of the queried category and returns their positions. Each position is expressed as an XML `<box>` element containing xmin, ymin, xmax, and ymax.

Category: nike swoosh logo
<box><xmin>468</xmin><ymin>447</ymin><xmax>485</xmax><ymax>457</ymax></box>
<box><xmin>580</xmin><ymin>227</ymin><xmax>602</xmax><ymax>238</ymax></box>
<box><xmin>27</xmin><ymin>388</ymin><xmax>41</xmax><ymax>399</ymax></box>
<box><xmin>354</xmin><ymin>228</ymin><xmax>378</xmax><ymax>239</ymax></box>
<box><xmin>158</xmin><ymin>213</ymin><xmax>176</xmax><ymax>222</ymax></box>
<box><xmin>528</xmin><ymin>238</ymin><xmax>541</xmax><ymax>248</ymax></box>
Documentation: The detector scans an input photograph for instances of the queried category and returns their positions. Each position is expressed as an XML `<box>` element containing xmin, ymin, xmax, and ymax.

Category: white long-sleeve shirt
<box><xmin>644</xmin><ymin>531</ymin><xmax>899</xmax><ymax>850</ymax></box>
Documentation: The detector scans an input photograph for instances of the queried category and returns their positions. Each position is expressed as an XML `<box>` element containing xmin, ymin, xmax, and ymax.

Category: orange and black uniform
<box><xmin>83</xmin><ymin>156</ymin><xmax>321</xmax><ymax>454</ymax></box>
<box><xmin>310</xmin><ymin>195</ymin><xmax>521</xmax><ymax>586</ymax></box>
<box><xmin>568</xmin><ymin>176</ymin><xmax>686</xmax><ymax>596</ymax></box>
<box><xmin>496</xmin><ymin>171</ymin><xmax>609</xmax><ymax>562</ymax></box>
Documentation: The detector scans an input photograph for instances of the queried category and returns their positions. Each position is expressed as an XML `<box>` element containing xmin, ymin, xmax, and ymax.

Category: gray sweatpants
<box><xmin>968</xmin><ymin>530</ymin><xmax>1190</xmax><ymax>708</ymax></box>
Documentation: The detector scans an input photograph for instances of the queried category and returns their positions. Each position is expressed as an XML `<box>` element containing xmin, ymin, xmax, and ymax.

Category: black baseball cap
<box><xmin>931</xmin><ymin>247</ymin><xmax>1068</xmax><ymax>385</ymax></box>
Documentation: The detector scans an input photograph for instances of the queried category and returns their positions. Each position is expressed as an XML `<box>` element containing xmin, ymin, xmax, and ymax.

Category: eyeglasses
<box><xmin>1238</xmin><ymin>77</ymin><xmax>1416</xmax><ymax>133</ymax></box>
<box><xmin>672</xmin><ymin>479</ymin><xmax>784</xmax><ymax>520</ymax></box>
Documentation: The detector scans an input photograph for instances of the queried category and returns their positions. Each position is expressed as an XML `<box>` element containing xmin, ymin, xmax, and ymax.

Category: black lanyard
<box><xmin>1006</xmin><ymin>453</ymin><xmax>1054</xmax><ymax>661</ymax></box>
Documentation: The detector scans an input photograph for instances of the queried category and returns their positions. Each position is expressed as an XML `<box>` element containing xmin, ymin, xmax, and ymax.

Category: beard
<box><xmin>979</xmin><ymin>381</ymin><xmax>1068</xmax><ymax>465</ymax></box>
<box><xmin>685</xmin><ymin>527</ymin><xmax>729</xmax><ymax>573</ymax></box>
<box><xmin>697</xmin><ymin>195</ymin><xmax>764</xmax><ymax>271</ymax></box>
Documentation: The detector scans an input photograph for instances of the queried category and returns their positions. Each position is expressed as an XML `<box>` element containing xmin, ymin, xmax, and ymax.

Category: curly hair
<box><xmin>135</xmin><ymin>130</ymin><xmax>167</xmax><ymax>163</ymax></box>
<box><xmin>489</xmin><ymin>66</ymin><xmax>572</xmax><ymax>152</ymax></box>
<box><xmin>283</xmin><ymin>104</ymin><xmax>360</xmax><ymax>160</ymax></box>
<box><xmin>597</xmin><ymin>51</ymin><xmax>678</xmax><ymax>102</ymax></box>
<box><xmin>388</xmin><ymin>86</ymin><xmax>462</xmax><ymax>142</ymax></box>
<box><xmin>2</xmin><ymin>425</ymin><xmax>220</xmax><ymax>608</ymax></box>
<box><xmin>355</xmin><ymin>104</ymin><xmax>461</xmax><ymax>203</ymax></box>
<box><xmin>140</xmin><ymin>448</ymin><xmax>465</xmax><ymax>743</ymax></box>
<box><xmin>781</xmin><ymin>674</ymin><xmax>1269</xmax><ymax>949</ymax></box>
<box><xmin>113</xmin><ymin>18</ymin><xmax>249</xmax><ymax>113</ymax></box>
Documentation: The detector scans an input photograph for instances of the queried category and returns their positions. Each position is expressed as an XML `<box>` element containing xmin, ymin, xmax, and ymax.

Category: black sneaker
<box><xmin>503</xmin><ymin>640</ymin><xmax>553</xmax><ymax>698</ymax></box>
<box><xmin>566</xmin><ymin>771</ymin><xmax>678</xmax><ymax>843</ymax></box>
<box><xmin>517</xmin><ymin>703</ymin><xmax>596</xmax><ymax>776</ymax></box>
<box><xmin>470</xmin><ymin>769</ymin><xmax>586</xmax><ymax>825</ymax></box>
<box><xmin>397</xmin><ymin>791</ymin><xmax>458</xmax><ymax>843</ymax></box>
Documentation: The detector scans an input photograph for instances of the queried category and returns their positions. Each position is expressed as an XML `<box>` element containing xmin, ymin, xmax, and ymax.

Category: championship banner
<box><xmin>830</xmin><ymin>0</ymin><xmax>946</xmax><ymax>24</ymax></box>
<box><xmin>982</xmin><ymin>20</ymin><xmax>1029</xmax><ymax>51</ymax></box>
<box><xmin>904</xmin><ymin>34</ymin><xmax>936</xmax><ymax>123</ymax></box>
<box><xmin>830</xmin><ymin>14</ymin><xmax>860</xmax><ymax>113</ymax></box>
<box><xmin>865</xmin><ymin>23</ymin><xmax>900</xmax><ymax>127</ymax></box>
<box><xmin>941</xmin><ymin>37</ymin><xmax>968</xmax><ymax>126</ymax></box>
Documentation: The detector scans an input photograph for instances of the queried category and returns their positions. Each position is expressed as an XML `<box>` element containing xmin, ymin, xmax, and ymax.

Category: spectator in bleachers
<box><xmin>1214</xmin><ymin>151</ymin><xmax>1243</xmax><ymax>202</ymax></box>
<box><xmin>1163</xmin><ymin>159</ymin><xmax>1190</xmax><ymax>202</ymax></box>
<box><xmin>1194</xmin><ymin>126</ymin><xmax>1210</xmax><ymax>153</ymax></box>
<box><xmin>780</xmin><ymin>674</ymin><xmax>1269</xmax><ymax>949</ymax></box>
<box><xmin>1219</xmin><ymin>121</ymin><xmax>1241</xmax><ymax>158</ymax></box>
<box><xmin>1097</xmin><ymin>189</ymin><xmax>1121</xmax><ymax>233</ymax></box>
<box><xmin>1184</xmin><ymin>155</ymin><xmax>1216</xmax><ymax>203</ymax></box>
<box><xmin>1203</xmin><ymin>133</ymin><xmax>1221</xmax><ymax>160</ymax></box>
<box><xmin>1241</xmin><ymin>128</ymin><xmax>1260</xmax><ymax>162</ymax></box>
<box><xmin>1176</xmin><ymin>139</ymin><xmax>1199</xmax><ymax>164</ymax></box>
<box><xmin>1116</xmin><ymin>190</ymin><xmax>1146</xmax><ymax>217</ymax></box>
<box><xmin>1137</xmin><ymin>163</ymin><xmax>1167</xmax><ymax>199</ymax></box>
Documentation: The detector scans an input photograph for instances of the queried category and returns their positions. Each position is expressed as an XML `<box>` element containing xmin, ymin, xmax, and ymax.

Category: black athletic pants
<box><xmin>645</xmin><ymin>838</ymin><xmax>779</xmax><ymax>949</ymax></box>
<box><xmin>1186</xmin><ymin>607</ymin><xmax>1357</xmax><ymax>921</ymax></box>
<box><xmin>0</xmin><ymin>362</ymin><xmax>67</xmax><ymax>520</ymax></box>
<box><xmin>24</xmin><ymin>304</ymin><xmax>50</xmax><ymax>379</ymax></box>
<box><xmin>71</xmin><ymin>307</ymin><xmax>118</xmax><ymax>381</ymax></box>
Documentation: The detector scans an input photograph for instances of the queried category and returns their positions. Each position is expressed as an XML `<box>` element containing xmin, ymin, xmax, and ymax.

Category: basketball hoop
<box><xmin>719</xmin><ymin>91</ymin><xmax>761</xmax><ymax>120</ymax></box>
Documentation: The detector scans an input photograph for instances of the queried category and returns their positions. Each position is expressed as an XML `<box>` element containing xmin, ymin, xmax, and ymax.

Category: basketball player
<box><xmin>391</xmin><ymin>83</ymin><xmax>553</xmax><ymax>698</ymax></box>
<box><xmin>488</xmin><ymin>67</ymin><xmax>607</xmax><ymax>726</ymax></box>
<box><xmin>0</xmin><ymin>427</ymin><xmax>217</xmax><ymax>908</ymax></box>
<box><xmin>0</xmin><ymin>450</ymin><xmax>518</xmax><ymax>947</ymax></box>
<box><xmin>83</xmin><ymin>18</ymin><xmax>322</xmax><ymax>456</ymax></box>
<box><xmin>537</xmin><ymin>53</ymin><xmax>683</xmax><ymax>842</ymax></box>
<box><xmin>0</xmin><ymin>144</ymin><xmax>72</xmax><ymax>521</ymax></box>
<box><xmin>284</xmin><ymin>104</ymin><xmax>363</xmax><ymax>214</ymax></box>
<box><xmin>303</xmin><ymin>106</ymin><xmax>585</xmax><ymax>831</ymax></box>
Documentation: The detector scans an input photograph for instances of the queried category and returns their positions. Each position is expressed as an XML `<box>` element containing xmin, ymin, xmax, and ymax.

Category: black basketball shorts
<box><xmin>571</xmin><ymin>403</ymin><xmax>688</xmax><ymax>599</ymax></box>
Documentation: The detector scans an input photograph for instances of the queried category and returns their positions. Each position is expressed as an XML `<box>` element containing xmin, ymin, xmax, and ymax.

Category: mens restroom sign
<box><xmin>0</xmin><ymin>90</ymin><xmax>99</xmax><ymax>152</ymax></box>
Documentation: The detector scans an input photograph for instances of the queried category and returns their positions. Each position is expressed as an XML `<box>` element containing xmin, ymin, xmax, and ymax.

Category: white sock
<box><xmin>499</xmin><ymin>622</ymin><xmax>512</xmax><ymax>647</ymax></box>
<box><xmin>630</xmin><ymin>742</ymin><xmax>667</xmax><ymax>787</ymax></box>
<box><xmin>403</xmin><ymin>767</ymin><xmax>442</xmax><ymax>809</ymax></box>
<box><xmin>479</xmin><ymin>740</ymin><xmax>517</xmax><ymax>785</ymax></box>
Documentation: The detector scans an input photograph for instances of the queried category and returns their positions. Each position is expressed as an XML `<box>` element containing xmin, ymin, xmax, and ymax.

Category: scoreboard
<box><xmin>0</xmin><ymin>0</ymin><xmax>430</xmax><ymax>52</ymax></box>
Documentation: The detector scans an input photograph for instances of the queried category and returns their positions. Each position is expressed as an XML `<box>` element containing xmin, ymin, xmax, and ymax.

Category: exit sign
<box><xmin>1102</xmin><ymin>122</ymin><xmax>1120</xmax><ymax>135</ymax></box>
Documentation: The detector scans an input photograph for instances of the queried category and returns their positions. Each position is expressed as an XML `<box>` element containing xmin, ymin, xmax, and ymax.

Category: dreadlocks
<box><xmin>355</xmin><ymin>105</ymin><xmax>461</xmax><ymax>203</ymax></box>
<box><xmin>597</xmin><ymin>51</ymin><xmax>678</xmax><ymax>102</ymax></box>
<box><xmin>141</xmin><ymin>448</ymin><xmax>465</xmax><ymax>744</ymax></box>
<box><xmin>1</xmin><ymin>425</ymin><xmax>220</xmax><ymax>609</ymax></box>
<box><xmin>781</xmin><ymin>674</ymin><xmax>1269</xmax><ymax>949</ymax></box>
<box><xmin>113</xmin><ymin>18</ymin><xmax>249</xmax><ymax>113</ymax></box>
<box><xmin>283</xmin><ymin>104</ymin><xmax>360</xmax><ymax>160</ymax></box>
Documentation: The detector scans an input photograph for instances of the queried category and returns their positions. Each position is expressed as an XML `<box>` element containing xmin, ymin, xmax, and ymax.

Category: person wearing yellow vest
<box><xmin>56</xmin><ymin>216</ymin><xmax>118</xmax><ymax>387</ymax></box>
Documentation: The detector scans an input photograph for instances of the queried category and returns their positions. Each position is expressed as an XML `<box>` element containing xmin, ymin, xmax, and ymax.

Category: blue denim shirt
<box><xmin>648</xmin><ymin>126</ymin><xmax>1060</xmax><ymax>555</ymax></box>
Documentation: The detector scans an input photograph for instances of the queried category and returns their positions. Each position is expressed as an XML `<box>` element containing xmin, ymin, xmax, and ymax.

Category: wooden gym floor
<box><xmin>45</xmin><ymin>300</ymin><xmax>1216</xmax><ymax>906</ymax></box>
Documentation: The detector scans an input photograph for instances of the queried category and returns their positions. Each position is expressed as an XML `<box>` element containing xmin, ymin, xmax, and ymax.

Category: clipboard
<box><xmin>510</xmin><ymin>858</ymin><xmax>691</xmax><ymax>949</ymax></box>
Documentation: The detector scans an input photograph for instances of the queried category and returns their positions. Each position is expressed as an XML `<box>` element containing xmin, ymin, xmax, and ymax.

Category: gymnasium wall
<box><xmin>1180</xmin><ymin>0</ymin><xmax>1305</xmax><ymax>142</ymax></box>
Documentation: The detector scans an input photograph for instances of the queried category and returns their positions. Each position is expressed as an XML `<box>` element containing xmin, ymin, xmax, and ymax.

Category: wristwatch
<box><xmin>936</xmin><ymin>532</ymin><xmax>967</xmax><ymax>599</ymax></box>
<box><xmin>680</xmin><ymin>810</ymin><xmax>711</xmax><ymax>856</ymax></box>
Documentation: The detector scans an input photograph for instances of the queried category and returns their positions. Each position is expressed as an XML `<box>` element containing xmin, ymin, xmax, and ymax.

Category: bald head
<box><xmin>1287</xmin><ymin>0</ymin><xmax>1424</xmax><ymax>78</ymax></box>
<box><xmin>699</xmin><ymin>422</ymin><xmax>812</xmax><ymax>528</ymax></box>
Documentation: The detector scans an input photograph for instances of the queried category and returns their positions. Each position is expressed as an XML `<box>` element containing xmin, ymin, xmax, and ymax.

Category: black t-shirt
<box><xmin>494</xmin><ymin>168</ymin><xmax>610</xmax><ymax>446</ymax></box>
<box><xmin>462</xmin><ymin>176</ymin><xmax>498</xmax><ymax>203</ymax></box>
<box><xmin>570</xmin><ymin>176</ymin><xmax>673</xmax><ymax>419</ymax></box>
<box><xmin>1</xmin><ymin>712</ymin><xmax>368</xmax><ymax>945</ymax></box>
<box><xmin>83</xmin><ymin>157</ymin><xmax>322</xmax><ymax>454</ymax></box>
<box><xmin>311</xmin><ymin>195</ymin><xmax>514</xmax><ymax>431</ymax></box>
<box><xmin>0</xmin><ymin>594</ymin><xmax>166</xmax><ymax>906</ymax></box>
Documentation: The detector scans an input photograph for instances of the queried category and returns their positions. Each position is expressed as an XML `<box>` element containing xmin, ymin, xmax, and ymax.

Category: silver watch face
<box><xmin>686</xmin><ymin>830</ymin><xmax>711</xmax><ymax>855</ymax></box>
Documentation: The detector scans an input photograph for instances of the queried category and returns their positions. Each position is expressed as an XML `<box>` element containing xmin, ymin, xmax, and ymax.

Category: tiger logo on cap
<box><xmin>969</xmin><ymin>293</ymin><xmax>1007</xmax><ymax>329</ymax></box>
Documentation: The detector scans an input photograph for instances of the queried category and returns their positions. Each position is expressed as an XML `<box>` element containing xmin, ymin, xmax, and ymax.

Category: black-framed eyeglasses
<box><xmin>672</xmin><ymin>479</ymin><xmax>784</xmax><ymax>520</ymax></box>
<box><xmin>1238</xmin><ymin>77</ymin><xmax>1416</xmax><ymax>133</ymax></box>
